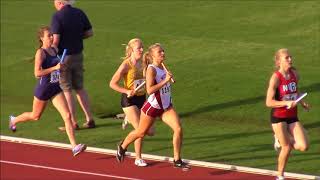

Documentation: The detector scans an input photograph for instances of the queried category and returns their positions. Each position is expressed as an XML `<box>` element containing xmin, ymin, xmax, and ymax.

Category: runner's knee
<box><xmin>136</xmin><ymin>130</ymin><xmax>146</xmax><ymax>138</ymax></box>
<box><xmin>63</xmin><ymin>112</ymin><xmax>71</xmax><ymax>122</ymax></box>
<box><xmin>297</xmin><ymin>143</ymin><xmax>309</xmax><ymax>151</ymax></box>
<box><xmin>281</xmin><ymin>144</ymin><xmax>292</xmax><ymax>152</ymax></box>
<box><xmin>174</xmin><ymin>126</ymin><xmax>182</xmax><ymax>136</ymax></box>
<box><xmin>31</xmin><ymin>114</ymin><xmax>41</xmax><ymax>121</ymax></box>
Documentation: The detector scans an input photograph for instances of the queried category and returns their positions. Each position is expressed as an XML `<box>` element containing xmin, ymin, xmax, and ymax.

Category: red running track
<box><xmin>0</xmin><ymin>140</ymin><xmax>291</xmax><ymax>180</ymax></box>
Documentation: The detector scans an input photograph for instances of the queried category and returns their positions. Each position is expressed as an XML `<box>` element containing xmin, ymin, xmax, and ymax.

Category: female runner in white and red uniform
<box><xmin>266</xmin><ymin>48</ymin><xmax>310</xmax><ymax>180</ymax></box>
<box><xmin>116</xmin><ymin>43</ymin><xmax>190</xmax><ymax>169</ymax></box>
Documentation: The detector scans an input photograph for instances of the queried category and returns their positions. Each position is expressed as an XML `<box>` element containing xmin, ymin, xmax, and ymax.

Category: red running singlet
<box><xmin>272</xmin><ymin>69</ymin><xmax>298</xmax><ymax>118</ymax></box>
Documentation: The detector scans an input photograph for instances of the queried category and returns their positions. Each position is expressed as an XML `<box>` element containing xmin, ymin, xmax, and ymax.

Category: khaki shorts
<box><xmin>59</xmin><ymin>53</ymin><xmax>84</xmax><ymax>91</ymax></box>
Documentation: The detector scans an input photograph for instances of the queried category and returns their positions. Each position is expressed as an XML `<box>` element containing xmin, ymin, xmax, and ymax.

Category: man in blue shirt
<box><xmin>51</xmin><ymin>0</ymin><xmax>95</xmax><ymax>130</ymax></box>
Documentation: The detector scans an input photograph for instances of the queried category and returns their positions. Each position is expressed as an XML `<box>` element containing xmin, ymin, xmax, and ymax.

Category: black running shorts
<box><xmin>121</xmin><ymin>93</ymin><xmax>146</xmax><ymax>109</ymax></box>
<box><xmin>271</xmin><ymin>116</ymin><xmax>299</xmax><ymax>124</ymax></box>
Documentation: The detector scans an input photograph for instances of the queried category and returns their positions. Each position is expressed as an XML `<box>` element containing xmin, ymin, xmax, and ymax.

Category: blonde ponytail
<box><xmin>142</xmin><ymin>52</ymin><xmax>153</xmax><ymax>77</ymax></box>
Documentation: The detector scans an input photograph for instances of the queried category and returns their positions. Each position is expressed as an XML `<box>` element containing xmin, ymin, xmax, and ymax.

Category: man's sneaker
<box><xmin>72</xmin><ymin>144</ymin><xmax>87</xmax><ymax>156</ymax></box>
<box><xmin>122</xmin><ymin>118</ymin><xmax>128</xmax><ymax>130</ymax></box>
<box><xmin>173</xmin><ymin>159</ymin><xmax>190</xmax><ymax>170</ymax></box>
<box><xmin>274</xmin><ymin>135</ymin><xmax>281</xmax><ymax>151</ymax></box>
<box><xmin>83</xmin><ymin>120</ymin><xmax>95</xmax><ymax>129</ymax></box>
<box><xmin>9</xmin><ymin>115</ymin><xmax>17</xmax><ymax>132</ymax></box>
<box><xmin>116</xmin><ymin>141</ymin><xmax>126</xmax><ymax>162</ymax></box>
<box><xmin>134</xmin><ymin>159</ymin><xmax>148</xmax><ymax>167</ymax></box>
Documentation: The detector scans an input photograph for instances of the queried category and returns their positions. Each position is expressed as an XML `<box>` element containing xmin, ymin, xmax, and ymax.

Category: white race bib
<box><xmin>50</xmin><ymin>70</ymin><xmax>60</xmax><ymax>83</ymax></box>
<box><xmin>160</xmin><ymin>83</ymin><xmax>171</xmax><ymax>95</ymax></box>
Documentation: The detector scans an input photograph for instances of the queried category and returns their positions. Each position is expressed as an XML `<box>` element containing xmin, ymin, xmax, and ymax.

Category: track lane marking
<box><xmin>1</xmin><ymin>160</ymin><xmax>143</xmax><ymax>180</ymax></box>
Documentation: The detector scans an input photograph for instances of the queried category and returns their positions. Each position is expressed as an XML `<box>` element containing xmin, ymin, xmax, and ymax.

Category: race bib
<box><xmin>160</xmin><ymin>84</ymin><xmax>171</xmax><ymax>95</ymax></box>
<box><xmin>50</xmin><ymin>70</ymin><xmax>60</xmax><ymax>83</ymax></box>
<box><xmin>282</xmin><ymin>93</ymin><xmax>298</xmax><ymax>101</ymax></box>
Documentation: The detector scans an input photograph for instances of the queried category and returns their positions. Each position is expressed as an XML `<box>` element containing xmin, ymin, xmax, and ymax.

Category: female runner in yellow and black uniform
<box><xmin>109</xmin><ymin>38</ymin><xmax>154</xmax><ymax>167</ymax></box>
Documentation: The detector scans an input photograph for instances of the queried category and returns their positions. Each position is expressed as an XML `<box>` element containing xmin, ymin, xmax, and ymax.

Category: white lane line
<box><xmin>1</xmin><ymin>160</ymin><xmax>143</xmax><ymax>180</ymax></box>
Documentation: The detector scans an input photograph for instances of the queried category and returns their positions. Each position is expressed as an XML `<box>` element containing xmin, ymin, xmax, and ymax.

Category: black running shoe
<box><xmin>173</xmin><ymin>159</ymin><xmax>191</xmax><ymax>170</ymax></box>
<box><xmin>116</xmin><ymin>141</ymin><xmax>126</xmax><ymax>163</ymax></box>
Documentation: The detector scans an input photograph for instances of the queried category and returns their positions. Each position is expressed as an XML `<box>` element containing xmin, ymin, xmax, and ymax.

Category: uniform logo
<box><xmin>282</xmin><ymin>82</ymin><xmax>296</xmax><ymax>92</ymax></box>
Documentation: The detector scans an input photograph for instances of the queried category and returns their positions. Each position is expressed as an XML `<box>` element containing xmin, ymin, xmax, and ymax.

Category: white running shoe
<box><xmin>274</xmin><ymin>135</ymin><xmax>281</xmax><ymax>151</ymax></box>
<box><xmin>122</xmin><ymin>118</ymin><xmax>128</xmax><ymax>130</ymax></box>
<box><xmin>134</xmin><ymin>159</ymin><xmax>148</xmax><ymax>167</ymax></box>
<box><xmin>72</xmin><ymin>144</ymin><xmax>87</xmax><ymax>156</ymax></box>
<box><xmin>276</xmin><ymin>175</ymin><xmax>285</xmax><ymax>180</ymax></box>
<box><xmin>9</xmin><ymin>115</ymin><xmax>17</xmax><ymax>132</ymax></box>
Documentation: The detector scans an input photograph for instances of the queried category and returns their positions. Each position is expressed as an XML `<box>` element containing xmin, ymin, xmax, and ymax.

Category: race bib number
<box><xmin>282</xmin><ymin>93</ymin><xmax>298</xmax><ymax>101</ymax></box>
<box><xmin>133</xmin><ymin>79</ymin><xmax>145</xmax><ymax>92</ymax></box>
<box><xmin>160</xmin><ymin>84</ymin><xmax>171</xmax><ymax>95</ymax></box>
<box><xmin>50</xmin><ymin>70</ymin><xmax>60</xmax><ymax>83</ymax></box>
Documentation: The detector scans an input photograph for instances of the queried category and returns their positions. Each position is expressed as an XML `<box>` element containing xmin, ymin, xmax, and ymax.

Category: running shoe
<box><xmin>116</xmin><ymin>141</ymin><xmax>126</xmax><ymax>162</ymax></box>
<box><xmin>72</xmin><ymin>144</ymin><xmax>87</xmax><ymax>156</ymax></box>
<box><xmin>122</xmin><ymin>118</ymin><xmax>128</xmax><ymax>130</ymax></box>
<box><xmin>173</xmin><ymin>159</ymin><xmax>190</xmax><ymax>170</ymax></box>
<box><xmin>83</xmin><ymin>120</ymin><xmax>95</xmax><ymax>129</ymax></box>
<box><xmin>274</xmin><ymin>135</ymin><xmax>281</xmax><ymax>151</ymax></box>
<box><xmin>276</xmin><ymin>175</ymin><xmax>285</xmax><ymax>180</ymax></box>
<box><xmin>9</xmin><ymin>115</ymin><xmax>16</xmax><ymax>132</ymax></box>
<box><xmin>134</xmin><ymin>159</ymin><xmax>148</xmax><ymax>167</ymax></box>
<box><xmin>115</xmin><ymin>113</ymin><xmax>125</xmax><ymax>119</ymax></box>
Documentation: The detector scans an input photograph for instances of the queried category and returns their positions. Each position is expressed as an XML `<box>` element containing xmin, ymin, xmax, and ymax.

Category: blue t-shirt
<box><xmin>51</xmin><ymin>5</ymin><xmax>92</xmax><ymax>55</ymax></box>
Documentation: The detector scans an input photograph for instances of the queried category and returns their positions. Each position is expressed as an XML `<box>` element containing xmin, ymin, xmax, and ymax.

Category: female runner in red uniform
<box><xmin>266</xmin><ymin>48</ymin><xmax>310</xmax><ymax>180</ymax></box>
